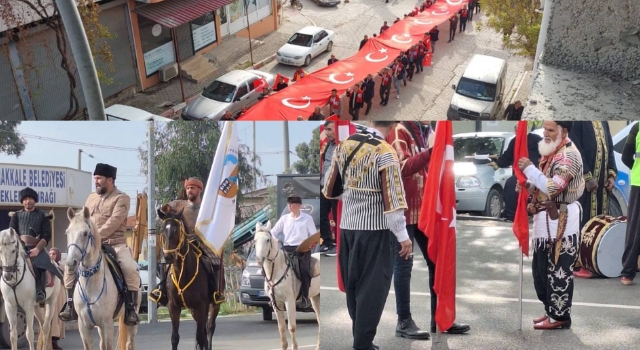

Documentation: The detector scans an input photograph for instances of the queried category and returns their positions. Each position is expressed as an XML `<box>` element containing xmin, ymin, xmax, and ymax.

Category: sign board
<box><xmin>192</xmin><ymin>22</ymin><xmax>217</xmax><ymax>51</ymax></box>
<box><xmin>143</xmin><ymin>41</ymin><xmax>175</xmax><ymax>76</ymax></box>
<box><xmin>0</xmin><ymin>164</ymin><xmax>92</xmax><ymax>208</ymax></box>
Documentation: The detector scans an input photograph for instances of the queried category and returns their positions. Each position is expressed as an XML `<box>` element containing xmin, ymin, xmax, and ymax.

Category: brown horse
<box><xmin>157</xmin><ymin>208</ymin><xmax>224</xmax><ymax>350</ymax></box>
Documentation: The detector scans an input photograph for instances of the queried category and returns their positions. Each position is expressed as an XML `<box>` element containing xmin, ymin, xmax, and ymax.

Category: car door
<box><xmin>232</xmin><ymin>82</ymin><xmax>250</xmax><ymax>114</ymax></box>
<box><xmin>245</xmin><ymin>76</ymin><xmax>263</xmax><ymax>106</ymax></box>
<box><xmin>311</xmin><ymin>32</ymin><xmax>324</xmax><ymax>57</ymax></box>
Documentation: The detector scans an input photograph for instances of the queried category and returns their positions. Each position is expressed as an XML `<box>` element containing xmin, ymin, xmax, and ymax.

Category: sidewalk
<box><xmin>107</xmin><ymin>10</ymin><xmax>311</xmax><ymax>118</ymax></box>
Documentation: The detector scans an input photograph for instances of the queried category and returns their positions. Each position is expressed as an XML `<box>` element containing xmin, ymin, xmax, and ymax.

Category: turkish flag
<box><xmin>418</xmin><ymin>120</ymin><xmax>456</xmax><ymax>332</ymax></box>
<box><xmin>512</xmin><ymin>121</ymin><xmax>530</xmax><ymax>256</ymax></box>
<box><xmin>423</xmin><ymin>52</ymin><xmax>432</xmax><ymax>67</ymax></box>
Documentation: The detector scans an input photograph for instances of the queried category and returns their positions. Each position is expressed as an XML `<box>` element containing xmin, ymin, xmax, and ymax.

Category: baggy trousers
<box><xmin>339</xmin><ymin>229</ymin><xmax>394</xmax><ymax>350</ymax></box>
<box><xmin>64</xmin><ymin>243</ymin><xmax>140</xmax><ymax>292</ymax></box>
<box><xmin>531</xmin><ymin>235</ymin><xmax>578</xmax><ymax>322</ymax></box>
<box><xmin>621</xmin><ymin>185</ymin><xmax>640</xmax><ymax>279</ymax></box>
<box><xmin>394</xmin><ymin>224</ymin><xmax>436</xmax><ymax>323</ymax></box>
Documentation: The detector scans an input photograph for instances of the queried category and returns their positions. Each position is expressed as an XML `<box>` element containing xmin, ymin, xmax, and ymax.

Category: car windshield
<box><xmin>456</xmin><ymin>77</ymin><xmax>497</xmax><ymax>102</ymax></box>
<box><xmin>106</xmin><ymin>115</ymin><xmax>128</xmax><ymax>121</ymax></box>
<box><xmin>202</xmin><ymin>80</ymin><xmax>237</xmax><ymax>102</ymax></box>
<box><xmin>453</xmin><ymin>136</ymin><xmax>505</xmax><ymax>161</ymax></box>
<box><xmin>287</xmin><ymin>33</ymin><xmax>313</xmax><ymax>47</ymax></box>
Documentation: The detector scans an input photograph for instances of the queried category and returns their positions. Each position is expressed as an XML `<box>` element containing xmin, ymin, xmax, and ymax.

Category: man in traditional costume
<box><xmin>323</xmin><ymin>121</ymin><xmax>413</xmax><ymax>350</ymax></box>
<box><xmin>9</xmin><ymin>187</ymin><xmax>62</xmax><ymax>305</ymax></box>
<box><xmin>149</xmin><ymin>177</ymin><xmax>225</xmax><ymax>306</ymax></box>
<box><xmin>59</xmin><ymin>163</ymin><xmax>141</xmax><ymax>326</ymax></box>
<box><xmin>517</xmin><ymin>121</ymin><xmax>584</xmax><ymax>330</ymax></box>
<box><xmin>620</xmin><ymin>122</ymin><xmax>640</xmax><ymax>285</ymax></box>
<box><xmin>385</xmin><ymin>122</ymin><xmax>470</xmax><ymax>340</ymax></box>
<box><xmin>269</xmin><ymin>196</ymin><xmax>317</xmax><ymax>308</ymax></box>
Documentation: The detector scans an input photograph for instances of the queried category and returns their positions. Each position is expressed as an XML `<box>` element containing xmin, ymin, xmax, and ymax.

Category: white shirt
<box><xmin>270</xmin><ymin>212</ymin><xmax>317</xmax><ymax>246</ymax></box>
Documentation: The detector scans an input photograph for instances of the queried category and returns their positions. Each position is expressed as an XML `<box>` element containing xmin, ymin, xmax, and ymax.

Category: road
<box><xmin>54</xmin><ymin>313</ymin><xmax>318</xmax><ymax>350</ymax></box>
<box><xmin>320</xmin><ymin>219</ymin><xmax>640</xmax><ymax>349</ymax></box>
<box><xmin>260</xmin><ymin>1</ymin><xmax>532</xmax><ymax>120</ymax></box>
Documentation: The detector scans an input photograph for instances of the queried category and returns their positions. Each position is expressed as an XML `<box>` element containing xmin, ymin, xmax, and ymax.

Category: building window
<box><xmin>191</xmin><ymin>12</ymin><xmax>217</xmax><ymax>53</ymax></box>
<box><xmin>138</xmin><ymin>16</ymin><xmax>175</xmax><ymax>77</ymax></box>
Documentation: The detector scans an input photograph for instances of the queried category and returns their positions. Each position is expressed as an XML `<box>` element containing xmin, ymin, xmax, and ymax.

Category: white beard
<box><xmin>538</xmin><ymin>136</ymin><xmax>563</xmax><ymax>157</ymax></box>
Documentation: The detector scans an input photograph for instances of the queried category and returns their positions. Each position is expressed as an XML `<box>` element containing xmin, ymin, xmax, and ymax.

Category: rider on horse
<box><xmin>59</xmin><ymin>163</ymin><xmax>141</xmax><ymax>326</ymax></box>
<box><xmin>149</xmin><ymin>177</ymin><xmax>225</xmax><ymax>306</ymax></box>
<box><xmin>268</xmin><ymin>195</ymin><xmax>317</xmax><ymax>309</ymax></box>
<box><xmin>8</xmin><ymin>187</ymin><xmax>63</xmax><ymax>305</ymax></box>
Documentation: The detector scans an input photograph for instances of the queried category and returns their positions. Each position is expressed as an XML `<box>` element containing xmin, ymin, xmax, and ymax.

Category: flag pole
<box><xmin>518</xmin><ymin>251</ymin><xmax>523</xmax><ymax>330</ymax></box>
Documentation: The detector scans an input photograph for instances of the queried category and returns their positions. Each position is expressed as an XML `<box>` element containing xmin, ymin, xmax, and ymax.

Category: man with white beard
<box><xmin>516</xmin><ymin>121</ymin><xmax>585</xmax><ymax>330</ymax></box>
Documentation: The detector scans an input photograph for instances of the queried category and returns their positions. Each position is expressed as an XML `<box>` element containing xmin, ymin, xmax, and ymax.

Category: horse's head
<box><xmin>0</xmin><ymin>228</ymin><xmax>22</xmax><ymax>282</ymax></box>
<box><xmin>157</xmin><ymin>204</ymin><xmax>185</xmax><ymax>265</ymax></box>
<box><xmin>66</xmin><ymin>206</ymin><xmax>97</xmax><ymax>269</ymax></box>
<box><xmin>253</xmin><ymin>221</ymin><xmax>277</xmax><ymax>264</ymax></box>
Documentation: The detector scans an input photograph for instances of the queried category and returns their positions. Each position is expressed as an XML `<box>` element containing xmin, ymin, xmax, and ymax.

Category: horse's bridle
<box><xmin>259</xmin><ymin>231</ymin><xmax>290</xmax><ymax>312</ymax></box>
<box><xmin>1</xmin><ymin>237</ymin><xmax>26</xmax><ymax>285</ymax></box>
<box><xmin>161</xmin><ymin>218</ymin><xmax>187</xmax><ymax>259</ymax></box>
<box><xmin>67</xmin><ymin>225</ymin><xmax>97</xmax><ymax>271</ymax></box>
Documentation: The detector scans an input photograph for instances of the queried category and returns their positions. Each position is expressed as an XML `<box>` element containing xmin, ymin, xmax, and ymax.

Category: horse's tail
<box><xmin>117</xmin><ymin>314</ymin><xmax>128</xmax><ymax>350</ymax></box>
<box><xmin>37</xmin><ymin>330</ymin><xmax>44</xmax><ymax>350</ymax></box>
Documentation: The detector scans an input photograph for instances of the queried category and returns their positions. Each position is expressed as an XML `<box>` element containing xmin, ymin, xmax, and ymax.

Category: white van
<box><xmin>447</xmin><ymin>54</ymin><xmax>507</xmax><ymax>120</ymax></box>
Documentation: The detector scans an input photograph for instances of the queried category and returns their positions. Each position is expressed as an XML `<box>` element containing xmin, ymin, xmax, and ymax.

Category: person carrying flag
<box><xmin>293</xmin><ymin>67</ymin><xmax>307</xmax><ymax>82</ymax></box>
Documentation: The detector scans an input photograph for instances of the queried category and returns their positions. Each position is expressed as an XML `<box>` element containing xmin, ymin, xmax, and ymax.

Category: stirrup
<box><xmin>213</xmin><ymin>291</ymin><xmax>226</xmax><ymax>305</ymax></box>
<box><xmin>148</xmin><ymin>289</ymin><xmax>162</xmax><ymax>303</ymax></box>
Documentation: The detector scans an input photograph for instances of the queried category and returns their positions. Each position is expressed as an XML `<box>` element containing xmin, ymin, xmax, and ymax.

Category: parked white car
<box><xmin>181</xmin><ymin>69</ymin><xmax>274</xmax><ymax>121</ymax></box>
<box><xmin>276</xmin><ymin>26</ymin><xmax>335</xmax><ymax>66</ymax></box>
<box><xmin>105</xmin><ymin>104</ymin><xmax>173</xmax><ymax>121</ymax></box>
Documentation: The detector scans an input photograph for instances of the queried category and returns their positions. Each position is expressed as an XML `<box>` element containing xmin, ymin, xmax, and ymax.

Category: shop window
<box><xmin>138</xmin><ymin>16</ymin><xmax>175</xmax><ymax>77</ymax></box>
<box><xmin>191</xmin><ymin>12</ymin><xmax>217</xmax><ymax>53</ymax></box>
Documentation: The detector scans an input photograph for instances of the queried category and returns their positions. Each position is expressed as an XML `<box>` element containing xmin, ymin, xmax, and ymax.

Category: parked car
<box><xmin>453</xmin><ymin>131</ymin><xmax>515</xmax><ymax>217</ymax></box>
<box><xmin>181</xmin><ymin>70</ymin><xmax>274</xmax><ymax>121</ymax></box>
<box><xmin>448</xmin><ymin>54</ymin><xmax>508</xmax><ymax>120</ymax></box>
<box><xmin>276</xmin><ymin>26</ymin><xmax>335</xmax><ymax>66</ymax></box>
<box><xmin>105</xmin><ymin>104</ymin><xmax>173</xmax><ymax>121</ymax></box>
<box><xmin>138</xmin><ymin>260</ymin><xmax>161</xmax><ymax>314</ymax></box>
<box><xmin>313</xmin><ymin>0</ymin><xmax>341</xmax><ymax>6</ymax></box>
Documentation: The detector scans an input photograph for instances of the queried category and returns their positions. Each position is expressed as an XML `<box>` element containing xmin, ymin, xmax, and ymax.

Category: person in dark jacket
<box><xmin>620</xmin><ymin>122</ymin><xmax>640</xmax><ymax>285</ymax></box>
<box><xmin>468</xmin><ymin>0</ymin><xmax>477</xmax><ymax>21</ymax></box>
<box><xmin>448</xmin><ymin>15</ymin><xmax>458</xmax><ymax>42</ymax></box>
<box><xmin>308</xmin><ymin>106</ymin><xmax>326</xmax><ymax>120</ymax></box>
<box><xmin>347</xmin><ymin>83</ymin><xmax>364</xmax><ymax>121</ymax></box>
<box><xmin>327</xmin><ymin>54</ymin><xmax>339</xmax><ymax>65</ymax></box>
<box><xmin>488</xmin><ymin>123</ymin><xmax>542</xmax><ymax>221</ymax></box>
<box><xmin>503</xmin><ymin>101</ymin><xmax>525</xmax><ymax>120</ymax></box>
<box><xmin>359</xmin><ymin>35</ymin><xmax>369</xmax><ymax>50</ymax></box>
<box><xmin>361</xmin><ymin>74</ymin><xmax>375</xmax><ymax>116</ymax></box>
<box><xmin>459</xmin><ymin>5</ymin><xmax>469</xmax><ymax>32</ymax></box>
<box><xmin>429</xmin><ymin>26</ymin><xmax>440</xmax><ymax>53</ymax></box>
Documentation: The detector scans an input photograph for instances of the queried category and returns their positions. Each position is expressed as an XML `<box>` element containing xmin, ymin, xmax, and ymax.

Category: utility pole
<box><xmin>147</xmin><ymin>121</ymin><xmax>157</xmax><ymax>323</ymax></box>
<box><xmin>283</xmin><ymin>121</ymin><xmax>290</xmax><ymax>173</ymax></box>
<box><xmin>252</xmin><ymin>122</ymin><xmax>257</xmax><ymax>190</ymax></box>
<box><xmin>77</xmin><ymin>149</ymin><xmax>82</xmax><ymax>170</ymax></box>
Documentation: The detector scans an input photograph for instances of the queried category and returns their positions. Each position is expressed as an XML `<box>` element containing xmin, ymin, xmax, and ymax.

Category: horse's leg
<box><xmin>4</xmin><ymin>302</ymin><xmax>19</xmax><ymax>350</ymax></box>
<box><xmin>33</xmin><ymin>306</ymin><xmax>45</xmax><ymax>350</ymax></box>
<box><xmin>42</xmin><ymin>297</ymin><xmax>56</xmax><ymax>350</ymax></box>
<box><xmin>96</xmin><ymin>323</ymin><xmax>110</xmax><ymax>350</ymax></box>
<box><xmin>310</xmin><ymin>294</ymin><xmax>320</xmax><ymax>350</ymax></box>
<box><xmin>274</xmin><ymin>303</ymin><xmax>288</xmax><ymax>350</ymax></box>
<box><xmin>206</xmin><ymin>304</ymin><xmax>219</xmax><ymax>350</ymax></box>
<box><xmin>168</xmin><ymin>302</ymin><xmax>181</xmax><ymax>350</ymax></box>
<box><xmin>284</xmin><ymin>297</ymin><xmax>298</xmax><ymax>350</ymax></box>
<box><xmin>194</xmin><ymin>304</ymin><xmax>208</xmax><ymax>350</ymax></box>
<box><xmin>79</xmin><ymin>323</ymin><xmax>95</xmax><ymax>350</ymax></box>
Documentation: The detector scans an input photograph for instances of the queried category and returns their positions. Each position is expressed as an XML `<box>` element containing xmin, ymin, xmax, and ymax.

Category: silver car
<box><xmin>181</xmin><ymin>70</ymin><xmax>274</xmax><ymax>120</ymax></box>
<box><xmin>453</xmin><ymin>131</ymin><xmax>515</xmax><ymax>217</ymax></box>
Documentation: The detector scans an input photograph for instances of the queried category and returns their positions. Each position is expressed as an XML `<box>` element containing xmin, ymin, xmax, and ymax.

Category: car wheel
<box><xmin>608</xmin><ymin>196</ymin><xmax>623</xmax><ymax>217</ymax></box>
<box><xmin>0</xmin><ymin>308</ymin><xmax>27</xmax><ymax>348</ymax></box>
<box><xmin>326</xmin><ymin>41</ymin><xmax>333</xmax><ymax>52</ymax></box>
<box><xmin>304</xmin><ymin>55</ymin><xmax>312</xmax><ymax>66</ymax></box>
<box><xmin>262</xmin><ymin>306</ymin><xmax>273</xmax><ymax>321</ymax></box>
<box><xmin>483</xmin><ymin>188</ymin><xmax>502</xmax><ymax>218</ymax></box>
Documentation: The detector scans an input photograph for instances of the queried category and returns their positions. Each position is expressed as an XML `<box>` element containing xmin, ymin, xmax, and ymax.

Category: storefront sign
<box><xmin>143</xmin><ymin>41</ymin><xmax>175</xmax><ymax>76</ymax></box>
<box><xmin>192</xmin><ymin>22</ymin><xmax>217</xmax><ymax>51</ymax></box>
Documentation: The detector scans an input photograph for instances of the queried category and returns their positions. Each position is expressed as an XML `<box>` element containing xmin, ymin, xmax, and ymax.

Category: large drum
<box><xmin>579</xmin><ymin>215</ymin><xmax>627</xmax><ymax>278</ymax></box>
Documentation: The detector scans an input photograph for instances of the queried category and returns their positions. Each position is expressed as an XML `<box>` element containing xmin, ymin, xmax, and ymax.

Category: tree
<box><xmin>0</xmin><ymin>121</ymin><xmax>27</xmax><ymax>156</ymax></box>
<box><xmin>476</xmin><ymin>0</ymin><xmax>542</xmax><ymax>57</ymax></box>
<box><xmin>138</xmin><ymin>121</ymin><xmax>265</xmax><ymax>214</ymax></box>
<box><xmin>0</xmin><ymin>0</ymin><xmax>115</xmax><ymax>119</ymax></box>
<box><xmin>292</xmin><ymin>126</ymin><xmax>321</xmax><ymax>174</ymax></box>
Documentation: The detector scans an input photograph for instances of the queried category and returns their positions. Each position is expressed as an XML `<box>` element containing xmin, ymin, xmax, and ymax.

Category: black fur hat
<box><xmin>94</xmin><ymin>163</ymin><xmax>117</xmax><ymax>179</ymax></box>
<box><xmin>556</xmin><ymin>121</ymin><xmax>573</xmax><ymax>132</ymax></box>
<box><xmin>19</xmin><ymin>187</ymin><xmax>38</xmax><ymax>203</ymax></box>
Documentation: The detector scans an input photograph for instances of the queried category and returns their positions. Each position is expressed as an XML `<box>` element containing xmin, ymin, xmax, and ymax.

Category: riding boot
<box><xmin>59</xmin><ymin>286</ymin><xmax>78</xmax><ymax>321</ymax></box>
<box><xmin>36</xmin><ymin>269</ymin><xmax>47</xmax><ymax>304</ymax></box>
<box><xmin>297</xmin><ymin>269</ymin><xmax>311</xmax><ymax>309</ymax></box>
<box><xmin>124</xmin><ymin>291</ymin><xmax>140</xmax><ymax>326</ymax></box>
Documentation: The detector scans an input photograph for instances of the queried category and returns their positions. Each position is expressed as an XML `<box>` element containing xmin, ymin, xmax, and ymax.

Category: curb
<box><xmin>510</xmin><ymin>70</ymin><xmax>530</xmax><ymax>105</ymax></box>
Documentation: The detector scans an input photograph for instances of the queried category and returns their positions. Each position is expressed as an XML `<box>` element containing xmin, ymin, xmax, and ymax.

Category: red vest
<box><xmin>381</xmin><ymin>73</ymin><xmax>391</xmax><ymax>86</ymax></box>
<box><xmin>329</xmin><ymin>96</ymin><xmax>340</xmax><ymax>109</ymax></box>
<box><xmin>461</xmin><ymin>10</ymin><xmax>468</xmax><ymax>18</ymax></box>
<box><xmin>355</xmin><ymin>90</ymin><xmax>363</xmax><ymax>103</ymax></box>
<box><xmin>393</xmin><ymin>63</ymin><xmax>403</xmax><ymax>75</ymax></box>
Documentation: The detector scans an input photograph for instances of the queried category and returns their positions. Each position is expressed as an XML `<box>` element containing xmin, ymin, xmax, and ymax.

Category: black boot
<box><xmin>59</xmin><ymin>286</ymin><xmax>77</xmax><ymax>321</ymax></box>
<box><xmin>124</xmin><ymin>291</ymin><xmax>140</xmax><ymax>326</ymax></box>
<box><xmin>36</xmin><ymin>270</ymin><xmax>46</xmax><ymax>304</ymax></box>
<box><xmin>430</xmin><ymin>321</ymin><xmax>471</xmax><ymax>334</ymax></box>
<box><xmin>396</xmin><ymin>317</ymin><xmax>430</xmax><ymax>340</ymax></box>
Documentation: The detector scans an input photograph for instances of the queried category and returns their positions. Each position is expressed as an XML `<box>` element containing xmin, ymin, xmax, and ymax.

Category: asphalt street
<box><xmin>320</xmin><ymin>219</ymin><xmax>640</xmax><ymax>349</ymax></box>
<box><xmin>53</xmin><ymin>313</ymin><xmax>318</xmax><ymax>350</ymax></box>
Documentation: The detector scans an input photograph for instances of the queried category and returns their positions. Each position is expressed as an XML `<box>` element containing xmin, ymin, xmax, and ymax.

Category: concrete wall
<box><xmin>542</xmin><ymin>0</ymin><xmax>640</xmax><ymax>81</ymax></box>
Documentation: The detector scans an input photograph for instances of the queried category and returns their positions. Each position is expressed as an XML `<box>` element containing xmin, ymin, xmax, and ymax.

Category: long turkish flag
<box><xmin>238</xmin><ymin>1</ymin><xmax>468</xmax><ymax>120</ymax></box>
<box><xmin>512</xmin><ymin>121</ymin><xmax>530</xmax><ymax>256</ymax></box>
<box><xmin>418</xmin><ymin>120</ymin><xmax>456</xmax><ymax>332</ymax></box>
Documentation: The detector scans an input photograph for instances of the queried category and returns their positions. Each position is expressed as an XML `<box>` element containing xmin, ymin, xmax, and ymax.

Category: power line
<box><xmin>0</xmin><ymin>129</ymin><xmax>143</xmax><ymax>152</ymax></box>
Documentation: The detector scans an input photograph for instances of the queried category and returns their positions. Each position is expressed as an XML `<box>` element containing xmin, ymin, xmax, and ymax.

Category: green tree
<box><xmin>292</xmin><ymin>126</ymin><xmax>321</xmax><ymax>174</ymax></box>
<box><xmin>138</xmin><ymin>121</ymin><xmax>265</xmax><ymax>216</ymax></box>
<box><xmin>0</xmin><ymin>121</ymin><xmax>27</xmax><ymax>156</ymax></box>
<box><xmin>476</xmin><ymin>0</ymin><xmax>542</xmax><ymax>56</ymax></box>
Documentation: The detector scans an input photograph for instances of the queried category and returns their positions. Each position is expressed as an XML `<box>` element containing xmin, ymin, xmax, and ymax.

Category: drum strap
<box><xmin>547</xmin><ymin>204</ymin><xmax>569</xmax><ymax>264</ymax></box>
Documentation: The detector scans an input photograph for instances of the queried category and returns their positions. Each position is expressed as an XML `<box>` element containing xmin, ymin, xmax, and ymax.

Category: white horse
<box><xmin>0</xmin><ymin>227</ymin><xmax>61</xmax><ymax>350</ymax></box>
<box><xmin>254</xmin><ymin>222</ymin><xmax>320</xmax><ymax>350</ymax></box>
<box><xmin>66</xmin><ymin>207</ymin><xmax>140</xmax><ymax>350</ymax></box>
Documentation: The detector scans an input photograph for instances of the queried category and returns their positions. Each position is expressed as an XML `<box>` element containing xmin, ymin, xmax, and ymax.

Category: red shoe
<box><xmin>533</xmin><ymin>318</ymin><xmax>571</xmax><ymax>330</ymax></box>
<box><xmin>573</xmin><ymin>268</ymin><xmax>593</xmax><ymax>279</ymax></box>
<box><xmin>533</xmin><ymin>314</ymin><xmax>548</xmax><ymax>323</ymax></box>
<box><xmin>621</xmin><ymin>277</ymin><xmax>633</xmax><ymax>285</ymax></box>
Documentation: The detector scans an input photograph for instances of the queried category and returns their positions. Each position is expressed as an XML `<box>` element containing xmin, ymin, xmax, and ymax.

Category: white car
<box><xmin>276</xmin><ymin>26</ymin><xmax>335</xmax><ymax>66</ymax></box>
<box><xmin>181</xmin><ymin>69</ymin><xmax>274</xmax><ymax>121</ymax></box>
<box><xmin>105</xmin><ymin>104</ymin><xmax>173</xmax><ymax>121</ymax></box>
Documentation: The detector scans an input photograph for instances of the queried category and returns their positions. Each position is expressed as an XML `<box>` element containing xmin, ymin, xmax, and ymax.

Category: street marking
<box><xmin>320</xmin><ymin>286</ymin><xmax>640</xmax><ymax>310</ymax></box>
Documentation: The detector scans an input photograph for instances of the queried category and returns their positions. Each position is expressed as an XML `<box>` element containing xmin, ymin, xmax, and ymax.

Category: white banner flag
<box><xmin>195</xmin><ymin>122</ymin><xmax>239</xmax><ymax>255</ymax></box>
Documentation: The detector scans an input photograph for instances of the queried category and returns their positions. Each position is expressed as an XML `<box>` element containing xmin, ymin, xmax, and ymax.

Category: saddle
<box><xmin>283</xmin><ymin>251</ymin><xmax>320</xmax><ymax>282</ymax></box>
<box><xmin>101</xmin><ymin>244</ymin><xmax>134</xmax><ymax>318</ymax></box>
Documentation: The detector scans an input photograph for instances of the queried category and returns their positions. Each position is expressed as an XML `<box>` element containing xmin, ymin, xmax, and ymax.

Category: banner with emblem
<box><xmin>195</xmin><ymin>122</ymin><xmax>239</xmax><ymax>255</ymax></box>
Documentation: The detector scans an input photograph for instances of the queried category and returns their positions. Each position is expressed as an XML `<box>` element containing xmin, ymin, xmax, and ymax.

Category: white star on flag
<box><xmin>380</xmin><ymin>48</ymin><xmax>387</xmax><ymax>53</ymax></box>
<box><xmin>346</xmin><ymin>72</ymin><xmax>354</xmax><ymax>77</ymax></box>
